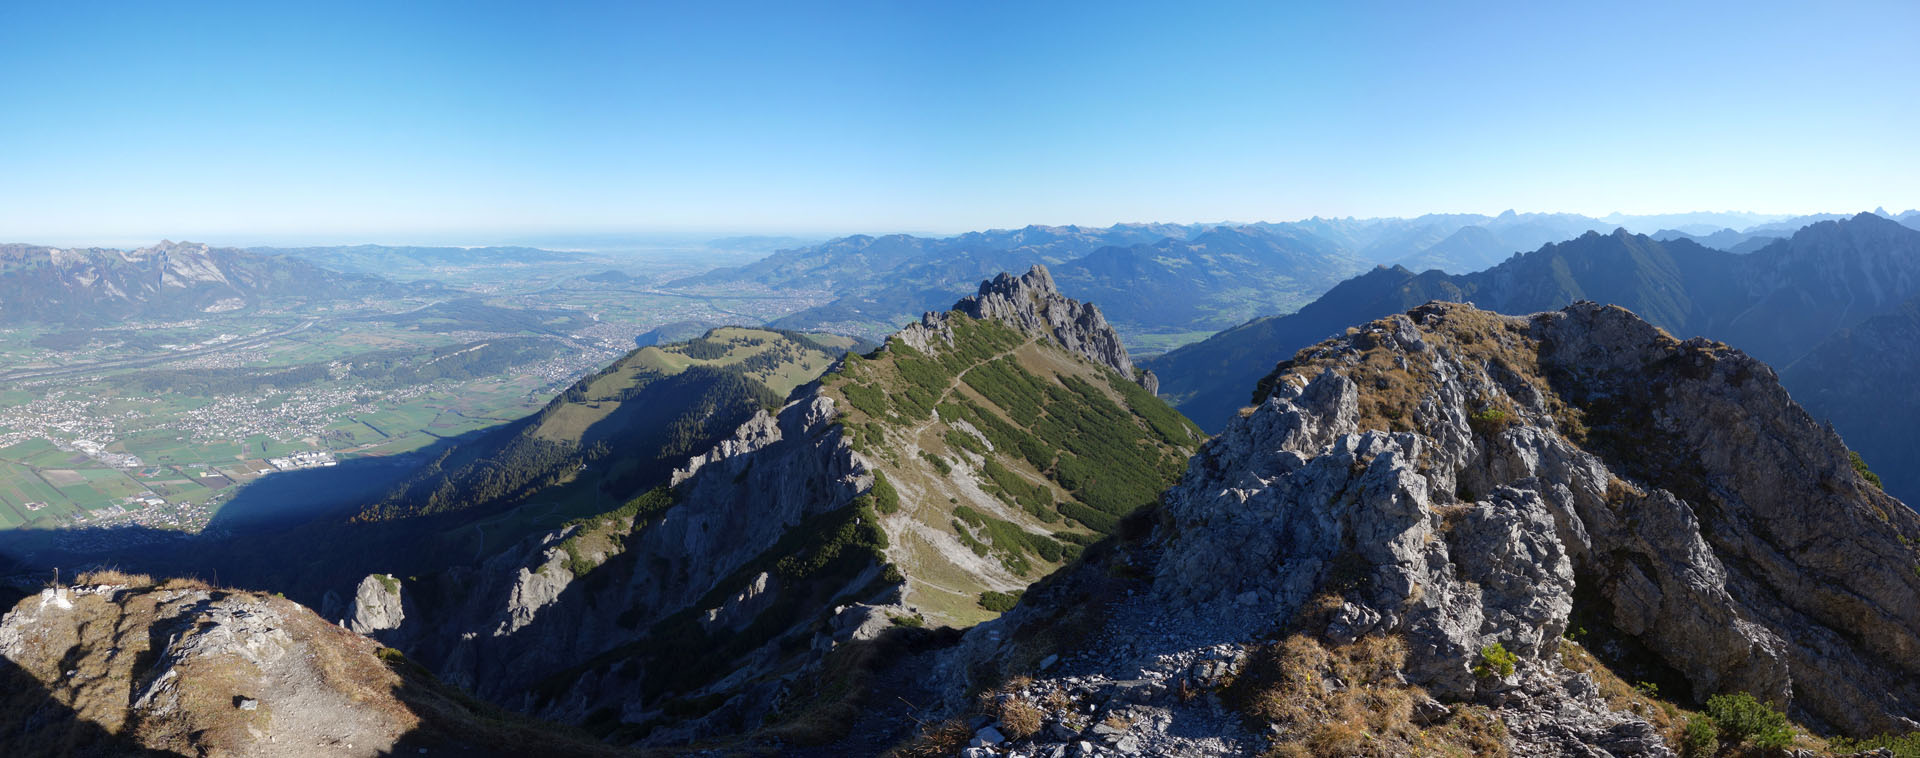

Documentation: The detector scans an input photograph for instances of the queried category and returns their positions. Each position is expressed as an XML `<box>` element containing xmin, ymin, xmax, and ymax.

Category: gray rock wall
<box><xmin>1156</xmin><ymin>302</ymin><xmax>1920</xmax><ymax>735</ymax></box>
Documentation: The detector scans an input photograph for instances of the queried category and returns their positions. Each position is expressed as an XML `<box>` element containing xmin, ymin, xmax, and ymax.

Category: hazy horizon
<box><xmin>11</xmin><ymin>206</ymin><xmax>1915</xmax><ymax>253</ymax></box>
<box><xmin>4</xmin><ymin>1</ymin><xmax>1915</xmax><ymax>243</ymax></box>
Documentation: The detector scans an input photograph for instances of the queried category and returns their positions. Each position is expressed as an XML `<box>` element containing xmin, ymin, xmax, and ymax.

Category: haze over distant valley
<box><xmin>4</xmin><ymin>207</ymin><xmax>1916</xmax><ymax>548</ymax></box>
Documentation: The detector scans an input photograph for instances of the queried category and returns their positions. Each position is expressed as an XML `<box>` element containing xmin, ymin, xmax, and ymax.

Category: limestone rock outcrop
<box><xmin>3</xmin><ymin>584</ymin><xmax>417</xmax><ymax>757</ymax></box>
<box><xmin>369</xmin><ymin>390</ymin><xmax>872</xmax><ymax>725</ymax></box>
<box><xmin>936</xmin><ymin>301</ymin><xmax>1920</xmax><ymax>756</ymax></box>
<box><xmin>1158</xmin><ymin>302</ymin><xmax>1920</xmax><ymax>735</ymax></box>
<box><xmin>900</xmin><ymin>264</ymin><xmax>1151</xmax><ymax>390</ymax></box>
<box><xmin>344</xmin><ymin>573</ymin><xmax>407</xmax><ymax>636</ymax></box>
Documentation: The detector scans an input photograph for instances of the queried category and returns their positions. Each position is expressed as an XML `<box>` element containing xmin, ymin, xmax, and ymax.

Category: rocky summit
<box><xmin>908</xmin><ymin>301</ymin><xmax>1920</xmax><ymax>757</ymax></box>
<box><xmin>902</xmin><ymin>264</ymin><xmax>1159</xmax><ymax>394</ymax></box>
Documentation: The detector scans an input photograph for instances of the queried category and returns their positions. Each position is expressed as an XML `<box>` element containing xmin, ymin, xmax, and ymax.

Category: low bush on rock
<box><xmin>1679</xmin><ymin>716</ymin><xmax>1718</xmax><ymax>757</ymax></box>
<box><xmin>1701</xmin><ymin>692</ymin><xmax>1793</xmax><ymax>750</ymax></box>
<box><xmin>1831</xmin><ymin>731</ymin><xmax>1920</xmax><ymax>758</ymax></box>
<box><xmin>978</xmin><ymin>590</ymin><xmax>1021</xmax><ymax>613</ymax></box>
<box><xmin>1474</xmin><ymin>642</ymin><xmax>1518</xmax><ymax>678</ymax></box>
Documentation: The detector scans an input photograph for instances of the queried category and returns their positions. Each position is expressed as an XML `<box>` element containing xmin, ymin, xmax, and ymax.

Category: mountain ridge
<box><xmin>1146</xmin><ymin>214</ymin><xmax>1920</xmax><ymax>495</ymax></box>
<box><xmin>0</xmin><ymin>240</ymin><xmax>420</xmax><ymax>325</ymax></box>
<box><xmin>326</xmin><ymin>265</ymin><xmax>1202</xmax><ymax>744</ymax></box>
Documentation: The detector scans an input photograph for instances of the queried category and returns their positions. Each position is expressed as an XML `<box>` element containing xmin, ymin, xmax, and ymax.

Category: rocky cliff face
<box><xmin>338</xmin><ymin>266</ymin><xmax>1200</xmax><ymax>747</ymax></box>
<box><xmin>900</xmin><ymin>264</ymin><xmax>1156</xmax><ymax>392</ymax></box>
<box><xmin>370</xmin><ymin>392</ymin><xmax>874</xmax><ymax>730</ymax></box>
<box><xmin>924</xmin><ymin>301</ymin><xmax>1920</xmax><ymax>756</ymax></box>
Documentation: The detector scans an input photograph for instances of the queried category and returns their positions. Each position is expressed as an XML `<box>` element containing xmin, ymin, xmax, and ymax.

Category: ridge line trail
<box><xmin>901</xmin><ymin>337</ymin><xmax>1040</xmax><ymax>443</ymax></box>
<box><xmin>895</xmin><ymin>337</ymin><xmax>1094</xmax><ymax>532</ymax></box>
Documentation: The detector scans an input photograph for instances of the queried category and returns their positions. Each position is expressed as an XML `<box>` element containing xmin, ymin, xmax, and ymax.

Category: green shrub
<box><xmin>869</xmin><ymin>471</ymin><xmax>901</xmax><ymax>515</ymax></box>
<box><xmin>560</xmin><ymin>539</ymin><xmax>595</xmax><ymax>577</ymax></box>
<box><xmin>1851</xmin><ymin>450</ymin><xmax>1885</xmax><ymax>490</ymax></box>
<box><xmin>889</xmin><ymin>613</ymin><xmax>925</xmax><ymax>628</ymax></box>
<box><xmin>1473</xmin><ymin>642</ymin><xmax>1517</xmax><ymax>678</ymax></box>
<box><xmin>943</xmin><ymin>426</ymin><xmax>985</xmax><ymax>455</ymax></box>
<box><xmin>774</xmin><ymin>503</ymin><xmax>889</xmax><ymax>580</ymax></box>
<box><xmin>1830</xmin><ymin>731</ymin><xmax>1920</xmax><ymax>758</ymax></box>
<box><xmin>1679</xmin><ymin>716</ymin><xmax>1718</xmax><ymax>758</ymax></box>
<box><xmin>841</xmin><ymin>382</ymin><xmax>890</xmax><ymax>418</ymax></box>
<box><xmin>919</xmin><ymin>450</ymin><xmax>952</xmax><ymax>476</ymax></box>
<box><xmin>1467</xmin><ymin>407</ymin><xmax>1511</xmax><ymax>437</ymax></box>
<box><xmin>978</xmin><ymin>590</ymin><xmax>1022</xmax><ymax>613</ymax></box>
<box><xmin>1105</xmin><ymin>373</ymin><xmax>1203</xmax><ymax>445</ymax></box>
<box><xmin>980</xmin><ymin>459</ymin><xmax>1053</xmax><ymax>517</ymax></box>
<box><xmin>951</xmin><ymin>520</ymin><xmax>990</xmax><ymax>557</ymax></box>
<box><xmin>1704</xmin><ymin>692</ymin><xmax>1792</xmax><ymax>749</ymax></box>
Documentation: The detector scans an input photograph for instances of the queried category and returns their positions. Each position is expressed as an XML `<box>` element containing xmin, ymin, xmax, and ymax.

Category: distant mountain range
<box><xmin>1650</xmin><ymin>227</ymin><xmax>1782</xmax><ymax>254</ymax></box>
<box><xmin>1145</xmin><ymin>212</ymin><xmax>1920</xmax><ymax>501</ymax></box>
<box><xmin>0</xmin><ymin>240</ymin><xmax>419</xmax><ymax>325</ymax></box>
<box><xmin>248</xmin><ymin>243</ymin><xmax>592</xmax><ymax>281</ymax></box>
<box><xmin>677</xmin><ymin>210</ymin><xmax>1900</xmax><ymax>350</ymax></box>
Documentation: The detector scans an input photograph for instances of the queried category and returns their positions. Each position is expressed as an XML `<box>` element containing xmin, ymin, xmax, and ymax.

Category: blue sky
<box><xmin>1</xmin><ymin>1</ymin><xmax>1914</xmax><ymax>246</ymax></box>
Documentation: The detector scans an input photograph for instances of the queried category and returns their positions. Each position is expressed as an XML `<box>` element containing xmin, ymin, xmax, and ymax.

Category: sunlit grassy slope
<box><xmin>356</xmin><ymin>327</ymin><xmax>854</xmax><ymax>527</ymax></box>
<box><xmin>822</xmin><ymin>315</ymin><xmax>1203</xmax><ymax>624</ymax></box>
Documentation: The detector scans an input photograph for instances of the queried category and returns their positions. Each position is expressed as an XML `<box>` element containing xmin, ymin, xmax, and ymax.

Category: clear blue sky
<box><xmin>2</xmin><ymin>1</ymin><xmax>1914</xmax><ymax>246</ymax></box>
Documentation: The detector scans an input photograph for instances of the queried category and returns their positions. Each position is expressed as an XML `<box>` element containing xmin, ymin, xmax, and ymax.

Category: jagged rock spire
<box><xmin>900</xmin><ymin>264</ymin><xmax>1157</xmax><ymax>392</ymax></box>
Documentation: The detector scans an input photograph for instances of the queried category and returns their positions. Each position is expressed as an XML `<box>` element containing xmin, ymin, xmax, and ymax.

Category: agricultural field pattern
<box><xmin>0</xmin><ymin>252</ymin><xmax>828</xmax><ymax>540</ymax></box>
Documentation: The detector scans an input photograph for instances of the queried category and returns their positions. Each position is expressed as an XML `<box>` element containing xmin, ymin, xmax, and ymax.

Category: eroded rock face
<box><xmin>700</xmin><ymin>571</ymin><xmax>777</xmax><ymax>633</ymax></box>
<box><xmin>1158</xmin><ymin>301</ymin><xmax>1920</xmax><ymax>736</ymax></box>
<box><xmin>940</xmin><ymin>301</ymin><xmax>1920</xmax><ymax>756</ymax></box>
<box><xmin>900</xmin><ymin>264</ymin><xmax>1151</xmax><ymax>391</ymax></box>
<box><xmin>1156</xmin><ymin>411</ymin><xmax>1578</xmax><ymax>701</ymax></box>
<box><xmin>369</xmin><ymin>390</ymin><xmax>873</xmax><ymax>726</ymax></box>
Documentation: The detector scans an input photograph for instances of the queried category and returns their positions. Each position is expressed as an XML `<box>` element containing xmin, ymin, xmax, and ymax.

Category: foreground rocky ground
<box><xmin>0</xmin><ymin>573</ymin><xmax>622</xmax><ymax>757</ymax></box>
<box><xmin>889</xmin><ymin>302</ymin><xmax>1920</xmax><ymax>757</ymax></box>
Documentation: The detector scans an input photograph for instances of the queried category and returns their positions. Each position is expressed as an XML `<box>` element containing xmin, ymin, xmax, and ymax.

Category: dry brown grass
<box><xmin>756</xmin><ymin>637</ymin><xmax>896</xmax><ymax>747</ymax></box>
<box><xmin>157</xmin><ymin>576</ymin><xmax>215</xmax><ymax>591</ymax></box>
<box><xmin>886</xmin><ymin>718</ymin><xmax>974</xmax><ymax>758</ymax></box>
<box><xmin>1</xmin><ymin>588</ymin><xmax>165</xmax><ymax>747</ymax></box>
<box><xmin>1040</xmin><ymin>684</ymin><xmax>1073</xmax><ymax>712</ymax></box>
<box><xmin>1604</xmin><ymin>477</ymin><xmax>1645</xmax><ymax>511</ymax></box>
<box><xmin>996</xmin><ymin>697</ymin><xmax>1043</xmax><ymax>739</ymax></box>
<box><xmin>1227</xmin><ymin>630</ymin><xmax>1510</xmax><ymax>758</ymax></box>
<box><xmin>1557</xmin><ymin>639</ymin><xmax>1683</xmax><ymax>740</ymax></box>
<box><xmin>970</xmin><ymin>674</ymin><xmax>1045</xmax><ymax>739</ymax></box>
<box><xmin>73</xmin><ymin>568</ymin><xmax>153</xmax><ymax>588</ymax></box>
<box><xmin>130</xmin><ymin>642</ymin><xmax>279</xmax><ymax>755</ymax></box>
